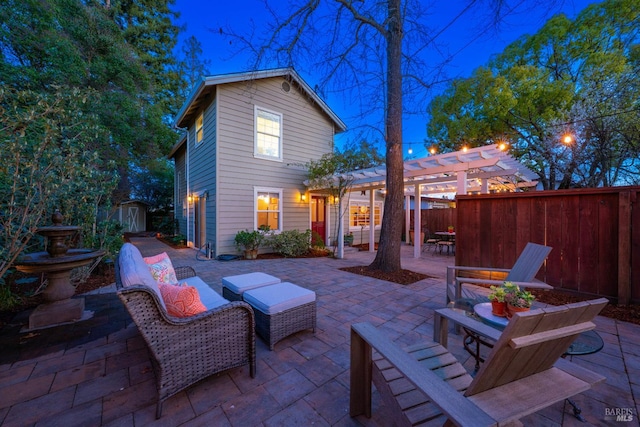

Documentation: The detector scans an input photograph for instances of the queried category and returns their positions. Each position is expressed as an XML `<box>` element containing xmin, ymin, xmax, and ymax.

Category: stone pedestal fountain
<box><xmin>16</xmin><ymin>211</ymin><xmax>105</xmax><ymax>330</ymax></box>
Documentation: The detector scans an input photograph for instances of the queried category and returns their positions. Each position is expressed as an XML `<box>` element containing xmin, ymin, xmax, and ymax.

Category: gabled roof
<box><xmin>307</xmin><ymin>144</ymin><xmax>539</xmax><ymax>194</ymax></box>
<box><xmin>173</xmin><ymin>68</ymin><xmax>347</xmax><ymax>131</ymax></box>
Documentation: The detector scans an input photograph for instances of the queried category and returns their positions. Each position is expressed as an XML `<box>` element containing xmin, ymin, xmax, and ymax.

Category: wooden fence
<box><xmin>452</xmin><ymin>186</ymin><xmax>639</xmax><ymax>305</ymax></box>
<box><xmin>403</xmin><ymin>208</ymin><xmax>457</xmax><ymax>237</ymax></box>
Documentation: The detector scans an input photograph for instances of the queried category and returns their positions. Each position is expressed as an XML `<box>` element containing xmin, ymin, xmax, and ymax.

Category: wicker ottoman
<box><xmin>243</xmin><ymin>282</ymin><xmax>316</xmax><ymax>350</ymax></box>
<box><xmin>221</xmin><ymin>272</ymin><xmax>281</xmax><ymax>301</ymax></box>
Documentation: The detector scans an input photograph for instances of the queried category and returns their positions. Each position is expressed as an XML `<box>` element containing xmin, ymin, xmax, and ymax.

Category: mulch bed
<box><xmin>339</xmin><ymin>265</ymin><xmax>432</xmax><ymax>285</ymax></box>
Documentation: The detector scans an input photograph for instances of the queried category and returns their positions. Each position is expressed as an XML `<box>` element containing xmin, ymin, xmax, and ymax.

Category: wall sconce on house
<box><xmin>300</xmin><ymin>192</ymin><xmax>307</xmax><ymax>202</ymax></box>
<box><xmin>187</xmin><ymin>194</ymin><xmax>193</xmax><ymax>203</ymax></box>
<box><xmin>333</xmin><ymin>196</ymin><xmax>340</xmax><ymax>204</ymax></box>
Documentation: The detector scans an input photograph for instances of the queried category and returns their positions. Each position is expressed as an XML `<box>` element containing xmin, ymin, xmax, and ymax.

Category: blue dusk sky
<box><xmin>172</xmin><ymin>0</ymin><xmax>597</xmax><ymax>157</ymax></box>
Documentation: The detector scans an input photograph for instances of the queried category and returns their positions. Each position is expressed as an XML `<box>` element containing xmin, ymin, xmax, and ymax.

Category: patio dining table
<box><xmin>434</xmin><ymin>231</ymin><xmax>455</xmax><ymax>255</ymax></box>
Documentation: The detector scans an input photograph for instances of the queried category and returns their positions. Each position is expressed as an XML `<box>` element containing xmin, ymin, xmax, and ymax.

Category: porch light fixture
<box><xmin>300</xmin><ymin>193</ymin><xmax>307</xmax><ymax>202</ymax></box>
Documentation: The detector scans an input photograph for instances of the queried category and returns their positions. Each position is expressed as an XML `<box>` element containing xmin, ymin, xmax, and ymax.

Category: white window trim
<box><xmin>254</xmin><ymin>105</ymin><xmax>283</xmax><ymax>161</ymax></box>
<box><xmin>195</xmin><ymin>112</ymin><xmax>204</xmax><ymax>145</ymax></box>
<box><xmin>254</xmin><ymin>186</ymin><xmax>283</xmax><ymax>232</ymax></box>
<box><xmin>348</xmin><ymin>201</ymin><xmax>383</xmax><ymax>231</ymax></box>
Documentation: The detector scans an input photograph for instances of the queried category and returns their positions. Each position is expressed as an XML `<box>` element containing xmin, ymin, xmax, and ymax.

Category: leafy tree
<box><xmin>106</xmin><ymin>0</ymin><xmax>183</xmax><ymax>117</ymax></box>
<box><xmin>129</xmin><ymin>159</ymin><xmax>175</xmax><ymax>210</ymax></box>
<box><xmin>0</xmin><ymin>87</ymin><xmax>117</xmax><ymax>294</ymax></box>
<box><xmin>305</xmin><ymin>141</ymin><xmax>383</xmax><ymax>258</ymax></box>
<box><xmin>427</xmin><ymin>0</ymin><xmax>640</xmax><ymax>189</ymax></box>
<box><xmin>174</xmin><ymin>35</ymin><xmax>212</xmax><ymax>100</ymax></box>
<box><xmin>0</xmin><ymin>0</ymin><xmax>178</xmax><ymax>200</ymax></box>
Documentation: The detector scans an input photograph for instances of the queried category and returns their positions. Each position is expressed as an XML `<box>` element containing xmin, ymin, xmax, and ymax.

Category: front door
<box><xmin>311</xmin><ymin>196</ymin><xmax>326</xmax><ymax>244</ymax></box>
<box><xmin>194</xmin><ymin>196</ymin><xmax>206</xmax><ymax>248</ymax></box>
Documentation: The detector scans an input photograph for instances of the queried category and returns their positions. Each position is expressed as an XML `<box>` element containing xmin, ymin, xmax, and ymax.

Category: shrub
<box><xmin>269</xmin><ymin>229</ymin><xmax>311</xmax><ymax>257</ymax></box>
<box><xmin>310</xmin><ymin>231</ymin><xmax>325</xmax><ymax>249</ymax></box>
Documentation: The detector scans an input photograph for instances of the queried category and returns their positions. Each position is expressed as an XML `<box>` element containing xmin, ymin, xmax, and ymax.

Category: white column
<box><xmin>336</xmin><ymin>197</ymin><xmax>344</xmax><ymax>259</ymax></box>
<box><xmin>457</xmin><ymin>171</ymin><xmax>468</xmax><ymax>195</ymax></box>
<box><xmin>414</xmin><ymin>184</ymin><xmax>421</xmax><ymax>258</ymax></box>
<box><xmin>369</xmin><ymin>189</ymin><xmax>375</xmax><ymax>252</ymax></box>
<box><xmin>481</xmin><ymin>178</ymin><xmax>489</xmax><ymax>194</ymax></box>
<box><xmin>405</xmin><ymin>194</ymin><xmax>411</xmax><ymax>243</ymax></box>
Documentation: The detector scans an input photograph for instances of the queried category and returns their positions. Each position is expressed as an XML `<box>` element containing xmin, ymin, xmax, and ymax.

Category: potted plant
<box><xmin>234</xmin><ymin>229</ymin><xmax>265</xmax><ymax>260</ymax></box>
<box><xmin>487</xmin><ymin>285</ymin><xmax>507</xmax><ymax>317</ymax></box>
<box><xmin>344</xmin><ymin>232</ymin><xmax>354</xmax><ymax>246</ymax></box>
<box><xmin>504</xmin><ymin>282</ymin><xmax>535</xmax><ymax>319</ymax></box>
<box><xmin>409</xmin><ymin>229</ymin><xmax>425</xmax><ymax>246</ymax></box>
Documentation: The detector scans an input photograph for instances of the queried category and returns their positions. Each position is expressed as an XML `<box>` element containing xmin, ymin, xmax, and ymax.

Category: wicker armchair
<box><xmin>115</xmin><ymin>260</ymin><xmax>256</xmax><ymax>418</ymax></box>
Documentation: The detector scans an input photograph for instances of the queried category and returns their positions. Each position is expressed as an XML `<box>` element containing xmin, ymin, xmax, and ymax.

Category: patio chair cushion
<box><xmin>119</xmin><ymin>243</ymin><xmax>166</xmax><ymax>310</ymax></box>
<box><xmin>181</xmin><ymin>276</ymin><xmax>230</xmax><ymax>310</ymax></box>
<box><xmin>144</xmin><ymin>252</ymin><xmax>179</xmax><ymax>285</ymax></box>
<box><xmin>222</xmin><ymin>272</ymin><xmax>281</xmax><ymax>294</ymax></box>
<box><xmin>158</xmin><ymin>283</ymin><xmax>207</xmax><ymax>317</ymax></box>
<box><xmin>243</xmin><ymin>282</ymin><xmax>315</xmax><ymax>314</ymax></box>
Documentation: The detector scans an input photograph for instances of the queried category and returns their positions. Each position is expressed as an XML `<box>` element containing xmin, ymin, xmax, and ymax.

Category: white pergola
<box><xmin>309</xmin><ymin>144</ymin><xmax>539</xmax><ymax>258</ymax></box>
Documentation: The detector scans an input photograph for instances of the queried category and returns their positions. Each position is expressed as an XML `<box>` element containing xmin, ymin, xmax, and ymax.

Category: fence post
<box><xmin>350</xmin><ymin>326</ymin><xmax>372</xmax><ymax>417</ymax></box>
<box><xmin>618</xmin><ymin>191</ymin><xmax>632</xmax><ymax>305</ymax></box>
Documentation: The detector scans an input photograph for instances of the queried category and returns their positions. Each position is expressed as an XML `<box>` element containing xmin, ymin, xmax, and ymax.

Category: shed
<box><xmin>116</xmin><ymin>200</ymin><xmax>148</xmax><ymax>232</ymax></box>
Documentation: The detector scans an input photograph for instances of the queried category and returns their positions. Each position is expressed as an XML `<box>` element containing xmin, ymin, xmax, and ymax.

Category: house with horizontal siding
<box><xmin>169</xmin><ymin>68</ymin><xmax>347</xmax><ymax>256</ymax></box>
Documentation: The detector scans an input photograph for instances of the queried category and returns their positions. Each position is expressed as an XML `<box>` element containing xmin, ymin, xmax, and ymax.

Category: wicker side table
<box><xmin>243</xmin><ymin>282</ymin><xmax>316</xmax><ymax>350</ymax></box>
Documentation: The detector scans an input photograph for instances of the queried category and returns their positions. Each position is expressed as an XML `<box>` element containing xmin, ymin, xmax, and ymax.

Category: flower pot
<box><xmin>447</xmin><ymin>226</ymin><xmax>454</xmax><ymax>233</ymax></box>
<box><xmin>409</xmin><ymin>231</ymin><xmax>424</xmax><ymax>246</ymax></box>
<box><xmin>491</xmin><ymin>300</ymin><xmax>507</xmax><ymax>317</ymax></box>
<box><xmin>506</xmin><ymin>304</ymin><xmax>530</xmax><ymax>319</ymax></box>
<box><xmin>244</xmin><ymin>249</ymin><xmax>258</xmax><ymax>260</ymax></box>
<box><xmin>344</xmin><ymin>235</ymin><xmax>354</xmax><ymax>246</ymax></box>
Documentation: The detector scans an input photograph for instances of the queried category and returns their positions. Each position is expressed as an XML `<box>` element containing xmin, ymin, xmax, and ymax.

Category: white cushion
<box><xmin>221</xmin><ymin>272</ymin><xmax>281</xmax><ymax>294</ymax></box>
<box><xmin>243</xmin><ymin>282</ymin><xmax>315</xmax><ymax>315</ymax></box>
<box><xmin>119</xmin><ymin>243</ymin><xmax>166</xmax><ymax>310</ymax></box>
<box><xmin>182</xmin><ymin>276</ymin><xmax>230</xmax><ymax>310</ymax></box>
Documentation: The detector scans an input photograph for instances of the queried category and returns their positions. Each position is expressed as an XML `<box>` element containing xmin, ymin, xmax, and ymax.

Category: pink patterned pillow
<box><xmin>144</xmin><ymin>252</ymin><xmax>178</xmax><ymax>285</ymax></box>
<box><xmin>158</xmin><ymin>283</ymin><xmax>207</xmax><ymax>317</ymax></box>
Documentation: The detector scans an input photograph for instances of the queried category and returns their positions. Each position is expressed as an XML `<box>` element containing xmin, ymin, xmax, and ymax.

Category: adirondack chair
<box><xmin>446</xmin><ymin>242</ymin><xmax>553</xmax><ymax>305</ymax></box>
<box><xmin>350</xmin><ymin>298</ymin><xmax>608</xmax><ymax>426</ymax></box>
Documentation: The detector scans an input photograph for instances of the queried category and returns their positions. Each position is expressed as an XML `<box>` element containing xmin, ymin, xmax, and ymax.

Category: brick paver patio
<box><xmin>0</xmin><ymin>238</ymin><xmax>637</xmax><ymax>426</ymax></box>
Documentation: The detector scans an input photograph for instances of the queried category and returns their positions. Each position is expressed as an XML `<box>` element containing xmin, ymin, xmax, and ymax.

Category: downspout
<box><xmin>174</xmin><ymin>126</ymin><xmax>190</xmax><ymax>247</ymax></box>
<box><xmin>186</xmin><ymin>130</ymin><xmax>190</xmax><ymax>247</ymax></box>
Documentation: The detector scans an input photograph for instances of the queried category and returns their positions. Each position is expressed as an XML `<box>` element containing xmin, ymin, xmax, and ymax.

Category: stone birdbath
<box><xmin>16</xmin><ymin>211</ymin><xmax>105</xmax><ymax>330</ymax></box>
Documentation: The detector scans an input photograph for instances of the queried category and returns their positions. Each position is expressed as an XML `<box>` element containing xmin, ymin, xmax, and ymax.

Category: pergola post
<box><xmin>369</xmin><ymin>189</ymin><xmax>375</xmax><ymax>252</ymax></box>
<box><xmin>414</xmin><ymin>184</ymin><xmax>421</xmax><ymax>258</ymax></box>
<box><xmin>481</xmin><ymin>178</ymin><xmax>489</xmax><ymax>194</ymax></box>
<box><xmin>457</xmin><ymin>171</ymin><xmax>468</xmax><ymax>195</ymax></box>
<box><xmin>405</xmin><ymin>194</ymin><xmax>411</xmax><ymax>243</ymax></box>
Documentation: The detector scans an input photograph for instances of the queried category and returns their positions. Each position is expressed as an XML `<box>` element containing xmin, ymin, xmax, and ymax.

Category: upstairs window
<box><xmin>255</xmin><ymin>106</ymin><xmax>282</xmax><ymax>160</ymax></box>
<box><xmin>195</xmin><ymin>113</ymin><xmax>204</xmax><ymax>144</ymax></box>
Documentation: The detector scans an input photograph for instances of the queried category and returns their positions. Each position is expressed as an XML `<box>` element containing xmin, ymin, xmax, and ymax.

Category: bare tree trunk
<box><xmin>370</xmin><ymin>0</ymin><xmax>403</xmax><ymax>272</ymax></box>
